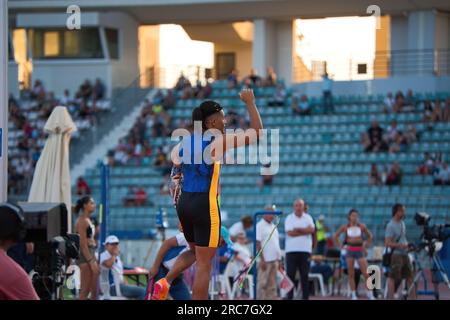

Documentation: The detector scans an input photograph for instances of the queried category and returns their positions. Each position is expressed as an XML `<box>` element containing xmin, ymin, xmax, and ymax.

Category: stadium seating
<box><xmin>81</xmin><ymin>83</ymin><xmax>450</xmax><ymax>243</ymax></box>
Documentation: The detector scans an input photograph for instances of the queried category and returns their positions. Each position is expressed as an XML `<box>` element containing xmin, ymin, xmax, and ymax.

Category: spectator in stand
<box><xmin>60</xmin><ymin>89</ymin><xmax>73</xmax><ymax>107</ymax></box>
<box><xmin>163</xmin><ymin>90</ymin><xmax>176</xmax><ymax>110</ymax></box>
<box><xmin>154</xmin><ymin>146</ymin><xmax>167</xmax><ymax>167</ymax></box>
<box><xmin>229</xmin><ymin>216</ymin><xmax>254</xmax><ymax>242</ymax></box>
<box><xmin>292</xmin><ymin>94</ymin><xmax>312</xmax><ymax>116</ymax></box>
<box><xmin>264</xmin><ymin>67</ymin><xmax>277</xmax><ymax>87</ymax></box>
<box><xmin>257</xmin><ymin>163</ymin><xmax>274</xmax><ymax>190</ymax></box>
<box><xmin>198</xmin><ymin>81</ymin><xmax>213</xmax><ymax>100</ymax></box>
<box><xmin>181</xmin><ymin>82</ymin><xmax>194</xmax><ymax>100</ymax></box>
<box><xmin>434</xmin><ymin>152</ymin><xmax>444</xmax><ymax>174</ymax></box>
<box><xmin>268</xmin><ymin>84</ymin><xmax>286</xmax><ymax>107</ymax></box>
<box><xmin>431</xmin><ymin>99</ymin><xmax>443</xmax><ymax>123</ymax></box>
<box><xmin>383</xmin><ymin>92</ymin><xmax>395</xmax><ymax>113</ymax></box>
<box><xmin>417</xmin><ymin>152</ymin><xmax>435</xmax><ymax>175</ymax></box>
<box><xmin>76</xmin><ymin>176</ymin><xmax>91</xmax><ymax>196</ymax></box>
<box><xmin>443</xmin><ymin>98</ymin><xmax>450</xmax><ymax>122</ymax></box>
<box><xmin>227</xmin><ymin>69</ymin><xmax>239</xmax><ymax>89</ymax></box>
<box><xmin>30</xmin><ymin>79</ymin><xmax>46</xmax><ymax>102</ymax></box>
<box><xmin>366</xmin><ymin>120</ymin><xmax>388</xmax><ymax>152</ymax></box>
<box><xmin>423</xmin><ymin>100</ymin><xmax>434</xmax><ymax>123</ymax></box>
<box><xmin>174</xmin><ymin>73</ymin><xmax>190</xmax><ymax>91</ymax></box>
<box><xmin>369</xmin><ymin>163</ymin><xmax>382</xmax><ymax>186</ymax></box>
<box><xmin>321</xmin><ymin>73</ymin><xmax>333</xmax><ymax>114</ymax></box>
<box><xmin>403</xmin><ymin>89</ymin><xmax>416</xmax><ymax>111</ymax></box>
<box><xmin>433</xmin><ymin>163</ymin><xmax>450</xmax><ymax>185</ymax></box>
<box><xmin>135</xmin><ymin>186</ymin><xmax>148</xmax><ymax>206</ymax></box>
<box><xmin>386</xmin><ymin>162</ymin><xmax>402</xmax><ymax>185</ymax></box>
<box><xmin>404</xmin><ymin>125</ymin><xmax>418</xmax><ymax>145</ymax></box>
<box><xmin>78</xmin><ymin>79</ymin><xmax>93</xmax><ymax>101</ymax></box>
<box><xmin>93</xmin><ymin>78</ymin><xmax>105</xmax><ymax>100</ymax></box>
<box><xmin>386</xmin><ymin>120</ymin><xmax>399</xmax><ymax>144</ymax></box>
<box><xmin>393</xmin><ymin>91</ymin><xmax>405</xmax><ymax>113</ymax></box>
<box><xmin>389</xmin><ymin>131</ymin><xmax>408</xmax><ymax>154</ymax></box>
<box><xmin>244</xmin><ymin>69</ymin><xmax>261</xmax><ymax>88</ymax></box>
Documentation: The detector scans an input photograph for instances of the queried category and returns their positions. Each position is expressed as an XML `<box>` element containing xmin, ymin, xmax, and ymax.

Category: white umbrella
<box><xmin>28</xmin><ymin>106</ymin><xmax>77</xmax><ymax>231</ymax></box>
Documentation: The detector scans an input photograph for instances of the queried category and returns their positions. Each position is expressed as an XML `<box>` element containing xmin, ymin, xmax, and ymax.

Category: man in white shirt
<box><xmin>284</xmin><ymin>199</ymin><xmax>315</xmax><ymax>300</ymax></box>
<box><xmin>100</xmin><ymin>235</ymin><xmax>146</xmax><ymax>299</ymax></box>
<box><xmin>256</xmin><ymin>206</ymin><xmax>281</xmax><ymax>300</ymax></box>
<box><xmin>229</xmin><ymin>216</ymin><xmax>253</xmax><ymax>242</ymax></box>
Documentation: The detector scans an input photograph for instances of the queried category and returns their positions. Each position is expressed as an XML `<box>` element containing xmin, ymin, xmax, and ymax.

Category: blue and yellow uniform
<box><xmin>176</xmin><ymin>133</ymin><xmax>221</xmax><ymax>248</ymax></box>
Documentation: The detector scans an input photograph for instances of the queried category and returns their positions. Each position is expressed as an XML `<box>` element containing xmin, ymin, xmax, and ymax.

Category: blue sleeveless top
<box><xmin>179</xmin><ymin>133</ymin><xmax>220</xmax><ymax>193</ymax></box>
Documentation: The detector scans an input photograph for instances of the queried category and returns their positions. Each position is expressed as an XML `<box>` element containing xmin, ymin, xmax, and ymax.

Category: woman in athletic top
<box><xmin>334</xmin><ymin>209</ymin><xmax>374</xmax><ymax>300</ymax></box>
<box><xmin>152</xmin><ymin>88</ymin><xmax>262</xmax><ymax>300</ymax></box>
<box><xmin>75</xmin><ymin>196</ymin><xmax>100</xmax><ymax>300</ymax></box>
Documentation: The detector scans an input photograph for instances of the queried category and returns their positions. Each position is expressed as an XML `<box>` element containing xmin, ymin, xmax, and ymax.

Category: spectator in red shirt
<box><xmin>76</xmin><ymin>176</ymin><xmax>91</xmax><ymax>196</ymax></box>
<box><xmin>135</xmin><ymin>186</ymin><xmax>148</xmax><ymax>206</ymax></box>
<box><xmin>0</xmin><ymin>203</ymin><xmax>39</xmax><ymax>300</ymax></box>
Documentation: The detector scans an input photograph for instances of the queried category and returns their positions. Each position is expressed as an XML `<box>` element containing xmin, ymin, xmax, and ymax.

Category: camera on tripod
<box><xmin>414</xmin><ymin>212</ymin><xmax>450</xmax><ymax>243</ymax></box>
<box><xmin>19</xmin><ymin>202</ymin><xmax>80</xmax><ymax>300</ymax></box>
<box><xmin>413</xmin><ymin>212</ymin><xmax>450</xmax><ymax>257</ymax></box>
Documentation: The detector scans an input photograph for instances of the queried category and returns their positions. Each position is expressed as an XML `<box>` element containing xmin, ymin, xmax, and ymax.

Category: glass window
<box><xmin>105</xmin><ymin>28</ymin><xmax>119</xmax><ymax>60</ymax></box>
<box><xmin>29</xmin><ymin>28</ymin><xmax>104</xmax><ymax>59</ymax></box>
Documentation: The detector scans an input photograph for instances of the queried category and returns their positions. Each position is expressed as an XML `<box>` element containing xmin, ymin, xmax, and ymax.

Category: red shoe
<box><xmin>152</xmin><ymin>278</ymin><xmax>170</xmax><ymax>300</ymax></box>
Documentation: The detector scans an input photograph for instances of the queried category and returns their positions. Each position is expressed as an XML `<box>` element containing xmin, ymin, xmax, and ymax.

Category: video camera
<box><xmin>415</xmin><ymin>212</ymin><xmax>450</xmax><ymax>242</ymax></box>
<box><xmin>18</xmin><ymin>203</ymin><xmax>80</xmax><ymax>300</ymax></box>
<box><xmin>414</xmin><ymin>212</ymin><xmax>450</xmax><ymax>255</ymax></box>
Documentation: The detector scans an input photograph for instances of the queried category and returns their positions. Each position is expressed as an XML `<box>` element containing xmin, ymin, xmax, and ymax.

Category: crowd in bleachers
<box><xmin>8</xmin><ymin>78</ymin><xmax>110</xmax><ymax>195</ymax></box>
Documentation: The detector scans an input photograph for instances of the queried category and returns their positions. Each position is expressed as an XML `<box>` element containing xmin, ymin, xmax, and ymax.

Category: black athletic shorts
<box><xmin>176</xmin><ymin>191</ymin><xmax>221</xmax><ymax>248</ymax></box>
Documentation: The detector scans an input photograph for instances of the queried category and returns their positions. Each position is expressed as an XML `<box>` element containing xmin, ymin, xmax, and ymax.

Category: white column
<box><xmin>252</xmin><ymin>19</ymin><xmax>294</xmax><ymax>85</ymax></box>
<box><xmin>252</xmin><ymin>19</ymin><xmax>274</xmax><ymax>78</ymax></box>
<box><xmin>274</xmin><ymin>20</ymin><xmax>295</xmax><ymax>86</ymax></box>
<box><xmin>407</xmin><ymin>10</ymin><xmax>437</xmax><ymax>75</ymax></box>
<box><xmin>0</xmin><ymin>0</ymin><xmax>8</xmax><ymax>202</ymax></box>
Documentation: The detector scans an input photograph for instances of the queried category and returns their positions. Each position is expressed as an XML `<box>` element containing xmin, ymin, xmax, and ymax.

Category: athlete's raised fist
<box><xmin>239</xmin><ymin>88</ymin><xmax>255</xmax><ymax>105</ymax></box>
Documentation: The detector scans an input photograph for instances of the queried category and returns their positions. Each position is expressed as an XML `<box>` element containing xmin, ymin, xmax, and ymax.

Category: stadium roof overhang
<box><xmin>8</xmin><ymin>0</ymin><xmax>450</xmax><ymax>24</ymax></box>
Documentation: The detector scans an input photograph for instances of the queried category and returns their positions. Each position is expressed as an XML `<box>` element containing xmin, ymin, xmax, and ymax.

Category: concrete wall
<box><xmin>30</xmin><ymin>60</ymin><xmax>111</xmax><ymax>98</ymax></box>
<box><xmin>292</xmin><ymin>75</ymin><xmax>450</xmax><ymax>97</ymax></box>
<box><xmin>8</xmin><ymin>62</ymin><xmax>19</xmax><ymax>97</ymax></box>
<box><xmin>99</xmin><ymin>12</ymin><xmax>140</xmax><ymax>89</ymax></box>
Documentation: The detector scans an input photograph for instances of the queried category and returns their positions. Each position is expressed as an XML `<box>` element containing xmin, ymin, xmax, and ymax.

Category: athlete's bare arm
<box><xmin>211</xmin><ymin>88</ymin><xmax>263</xmax><ymax>161</ymax></box>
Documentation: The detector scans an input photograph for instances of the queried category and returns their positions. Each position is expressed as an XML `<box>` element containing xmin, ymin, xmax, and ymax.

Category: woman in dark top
<box><xmin>75</xmin><ymin>196</ymin><xmax>100</xmax><ymax>300</ymax></box>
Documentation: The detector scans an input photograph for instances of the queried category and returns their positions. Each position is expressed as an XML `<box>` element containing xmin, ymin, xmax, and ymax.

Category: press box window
<box><xmin>28</xmin><ymin>28</ymin><xmax>104</xmax><ymax>59</ymax></box>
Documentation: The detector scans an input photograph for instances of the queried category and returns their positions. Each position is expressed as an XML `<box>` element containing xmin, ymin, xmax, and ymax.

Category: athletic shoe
<box><xmin>152</xmin><ymin>278</ymin><xmax>170</xmax><ymax>300</ymax></box>
<box><xmin>351</xmin><ymin>292</ymin><xmax>358</xmax><ymax>300</ymax></box>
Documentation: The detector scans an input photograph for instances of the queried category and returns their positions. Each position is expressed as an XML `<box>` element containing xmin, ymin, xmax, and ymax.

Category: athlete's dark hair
<box><xmin>74</xmin><ymin>196</ymin><xmax>92</xmax><ymax>215</ymax></box>
<box><xmin>192</xmin><ymin>100</ymin><xmax>223</xmax><ymax>130</ymax></box>
<box><xmin>347</xmin><ymin>208</ymin><xmax>359</xmax><ymax>219</ymax></box>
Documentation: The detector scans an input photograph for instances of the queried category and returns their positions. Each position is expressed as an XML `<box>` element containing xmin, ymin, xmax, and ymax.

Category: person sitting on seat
<box><xmin>100</xmin><ymin>235</ymin><xmax>146</xmax><ymax>299</ymax></box>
